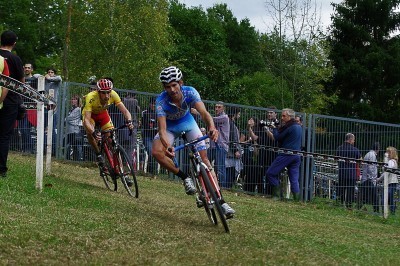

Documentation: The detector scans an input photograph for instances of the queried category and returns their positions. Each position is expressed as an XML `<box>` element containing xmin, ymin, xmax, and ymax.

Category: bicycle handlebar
<box><xmin>174</xmin><ymin>134</ymin><xmax>209</xmax><ymax>152</ymax></box>
<box><xmin>101</xmin><ymin>124</ymin><xmax>133</xmax><ymax>136</ymax></box>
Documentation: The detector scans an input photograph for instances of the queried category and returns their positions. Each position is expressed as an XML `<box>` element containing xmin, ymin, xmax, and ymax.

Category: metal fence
<box><xmin>11</xmin><ymin>81</ymin><xmax>400</xmax><ymax>217</ymax></box>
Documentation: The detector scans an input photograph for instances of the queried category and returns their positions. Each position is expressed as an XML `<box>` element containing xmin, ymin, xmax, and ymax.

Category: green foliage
<box><xmin>0</xmin><ymin>0</ymin><xmax>66</xmax><ymax>69</ymax></box>
<box><xmin>260</xmin><ymin>32</ymin><xmax>336</xmax><ymax>113</ymax></box>
<box><xmin>167</xmin><ymin>1</ymin><xmax>236</xmax><ymax>100</ymax></box>
<box><xmin>328</xmin><ymin>0</ymin><xmax>400</xmax><ymax>122</ymax></box>
<box><xmin>66</xmin><ymin>0</ymin><xmax>171</xmax><ymax>91</ymax></box>
<box><xmin>228</xmin><ymin>71</ymin><xmax>292</xmax><ymax>109</ymax></box>
<box><xmin>1</xmin><ymin>0</ymin><xmax>337</xmax><ymax>114</ymax></box>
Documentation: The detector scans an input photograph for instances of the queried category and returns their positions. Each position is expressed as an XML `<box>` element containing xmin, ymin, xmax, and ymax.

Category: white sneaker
<box><xmin>221</xmin><ymin>203</ymin><xmax>235</xmax><ymax>218</ymax></box>
<box><xmin>183</xmin><ymin>177</ymin><xmax>196</xmax><ymax>195</ymax></box>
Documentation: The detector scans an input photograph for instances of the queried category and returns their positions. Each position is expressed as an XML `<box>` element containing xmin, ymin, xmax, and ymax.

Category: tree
<box><xmin>64</xmin><ymin>0</ymin><xmax>171</xmax><ymax>91</ymax></box>
<box><xmin>166</xmin><ymin>1</ymin><xmax>236</xmax><ymax>100</ymax></box>
<box><xmin>207</xmin><ymin>4</ymin><xmax>266</xmax><ymax>76</ymax></box>
<box><xmin>263</xmin><ymin>0</ymin><xmax>335</xmax><ymax>113</ymax></box>
<box><xmin>328</xmin><ymin>0</ymin><xmax>400</xmax><ymax>122</ymax></box>
<box><xmin>0</xmin><ymin>0</ymin><xmax>66</xmax><ymax>73</ymax></box>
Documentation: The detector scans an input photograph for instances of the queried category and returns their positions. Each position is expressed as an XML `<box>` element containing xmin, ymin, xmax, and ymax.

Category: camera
<box><xmin>259</xmin><ymin>119</ymin><xmax>280</xmax><ymax>127</ymax></box>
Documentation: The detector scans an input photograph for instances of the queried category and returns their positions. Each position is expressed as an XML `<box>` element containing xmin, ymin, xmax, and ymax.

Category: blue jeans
<box><xmin>383</xmin><ymin>183</ymin><xmax>397</xmax><ymax>214</ymax></box>
<box><xmin>209</xmin><ymin>146</ymin><xmax>227</xmax><ymax>188</ymax></box>
<box><xmin>267</xmin><ymin>155</ymin><xmax>301</xmax><ymax>193</ymax></box>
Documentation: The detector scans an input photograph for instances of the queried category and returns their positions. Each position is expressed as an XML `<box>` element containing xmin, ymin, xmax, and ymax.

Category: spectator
<box><xmin>121</xmin><ymin>92</ymin><xmax>141</xmax><ymax>164</ymax></box>
<box><xmin>65</xmin><ymin>95</ymin><xmax>83</xmax><ymax>161</ymax></box>
<box><xmin>242</xmin><ymin>117</ymin><xmax>261</xmax><ymax>194</ymax></box>
<box><xmin>295</xmin><ymin>114</ymin><xmax>302</xmax><ymax>125</ymax></box>
<box><xmin>0</xmin><ymin>30</ymin><xmax>24</xmax><ymax>178</ymax></box>
<box><xmin>358</xmin><ymin>142</ymin><xmax>380</xmax><ymax>212</ymax></box>
<box><xmin>200</xmin><ymin>127</ymin><xmax>210</xmax><ymax>149</ymax></box>
<box><xmin>20</xmin><ymin>63</ymin><xmax>41</xmax><ymax>153</ymax></box>
<box><xmin>152</xmin><ymin>66</ymin><xmax>235</xmax><ymax>218</ymax></box>
<box><xmin>141</xmin><ymin>97</ymin><xmax>158</xmax><ymax>176</ymax></box>
<box><xmin>247</xmin><ymin>107</ymin><xmax>280</xmax><ymax>195</ymax></box>
<box><xmin>266</xmin><ymin>108</ymin><xmax>302</xmax><ymax>201</ymax></box>
<box><xmin>225</xmin><ymin>107</ymin><xmax>242</xmax><ymax>189</ymax></box>
<box><xmin>335</xmin><ymin>133</ymin><xmax>362</xmax><ymax>209</ymax></box>
<box><xmin>0</xmin><ymin>55</ymin><xmax>10</xmax><ymax>106</ymax></box>
<box><xmin>44</xmin><ymin>67</ymin><xmax>62</xmax><ymax>101</ymax></box>
<box><xmin>377</xmin><ymin>146</ymin><xmax>398</xmax><ymax>214</ymax></box>
<box><xmin>209</xmin><ymin>102</ymin><xmax>230</xmax><ymax>189</ymax></box>
<box><xmin>24</xmin><ymin>63</ymin><xmax>40</xmax><ymax>90</ymax></box>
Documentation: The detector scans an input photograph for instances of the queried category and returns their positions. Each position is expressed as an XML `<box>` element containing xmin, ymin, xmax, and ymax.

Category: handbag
<box><xmin>17</xmin><ymin>103</ymin><xmax>27</xmax><ymax>120</ymax></box>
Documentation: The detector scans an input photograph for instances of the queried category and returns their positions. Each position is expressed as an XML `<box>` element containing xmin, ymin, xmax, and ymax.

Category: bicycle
<box><xmin>173</xmin><ymin>132</ymin><xmax>230</xmax><ymax>233</ymax></box>
<box><xmin>97</xmin><ymin>124</ymin><xmax>139</xmax><ymax>198</ymax></box>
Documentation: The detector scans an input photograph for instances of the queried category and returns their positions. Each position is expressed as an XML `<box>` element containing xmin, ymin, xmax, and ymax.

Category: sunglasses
<box><xmin>215</xmin><ymin>106</ymin><xmax>223</xmax><ymax>109</ymax></box>
<box><xmin>99</xmin><ymin>91</ymin><xmax>111</xmax><ymax>95</ymax></box>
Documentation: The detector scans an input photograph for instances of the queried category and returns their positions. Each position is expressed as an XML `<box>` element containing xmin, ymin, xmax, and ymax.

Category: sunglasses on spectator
<box><xmin>215</xmin><ymin>106</ymin><xmax>223</xmax><ymax>109</ymax></box>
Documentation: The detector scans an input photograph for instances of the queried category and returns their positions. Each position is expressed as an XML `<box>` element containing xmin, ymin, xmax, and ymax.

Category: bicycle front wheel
<box><xmin>200</xmin><ymin>165</ymin><xmax>229</xmax><ymax>233</ymax></box>
<box><xmin>192</xmin><ymin>169</ymin><xmax>217</xmax><ymax>225</ymax></box>
<box><xmin>115</xmin><ymin>145</ymin><xmax>139</xmax><ymax>198</ymax></box>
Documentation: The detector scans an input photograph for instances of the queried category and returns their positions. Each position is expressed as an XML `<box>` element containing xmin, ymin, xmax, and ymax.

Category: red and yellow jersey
<box><xmin>82</xmin><ymin>90</ymin><xmax>122</xmax><ymax>115</ymax></box>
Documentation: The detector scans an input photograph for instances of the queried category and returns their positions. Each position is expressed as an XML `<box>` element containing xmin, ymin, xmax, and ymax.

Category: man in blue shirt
<box><xmin>152</xmin><ymin>66</ymin><xmax>235</xmax><ymax>218</ymax></box>
<box><xmin>336</xmin><ymin>133</ymin><xmax>361</xmax><ymax>209</ymax></box>
<box><xmin>266</xmin><ymin>108</ymin><xmax>303</xmax><ymax>200</ymax></box>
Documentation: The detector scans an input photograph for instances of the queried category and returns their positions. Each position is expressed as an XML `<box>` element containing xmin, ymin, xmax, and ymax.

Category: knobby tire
<box><xmin>116</xmin><ymin>145</ymin><xmax>139</xmax><ymax>198</ymax></box>
<box><xmin>200</xmin><ymin>165</ymin><xmax>230</xmax><ymax>233</ymax></box>
<box><xmin>192</xmin><ymin>168</ymin><xmax>217</xmax><ymax>225</ymax></box>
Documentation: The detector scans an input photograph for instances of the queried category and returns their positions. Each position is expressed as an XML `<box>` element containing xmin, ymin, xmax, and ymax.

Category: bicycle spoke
<box><xmin>116</xmin><ymin>145</ymin><xmax>139</xmax><ymax>198</ymax></box>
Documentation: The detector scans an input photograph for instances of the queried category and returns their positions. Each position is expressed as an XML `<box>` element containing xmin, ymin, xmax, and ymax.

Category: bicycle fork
<box><xmin>198</xmin><ymin>163</ymin><xmax>222</xmax><ymax>208</ymax></box>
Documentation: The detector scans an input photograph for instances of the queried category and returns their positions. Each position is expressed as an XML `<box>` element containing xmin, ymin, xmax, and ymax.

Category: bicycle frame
<box><xmin>97</xmin><ymin>124</ymin><xmax>139</xmax><ymax>198</ymax></box>
<box><xmin>174</xmin><ymin>133</ymin><xmax>229</xmax><ymax>232</ymax></box>
<box><xmin>101</xmin><ymin>132</ymin><xmax>120</xmax><ymax>172</ymax></box>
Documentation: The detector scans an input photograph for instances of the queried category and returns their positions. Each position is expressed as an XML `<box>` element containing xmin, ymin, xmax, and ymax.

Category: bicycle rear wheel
<box><xmin>192</xmin><ymin>169</ymin><xmax>217</xmax><ymax>225</ymax></box>
<box><xmin>115</xmin><ymin>145</ymin><xmax>139</xmax><ymax>198</ymax></box>
<box><xmin>101</xmin><ymin>149</ymin><xmax>117</xmax><ymax>191</ymax></box>
<box><xmin>200</xmin><ymin>165</ymin><xmax>229</xmax><ymax>233</ymax></box>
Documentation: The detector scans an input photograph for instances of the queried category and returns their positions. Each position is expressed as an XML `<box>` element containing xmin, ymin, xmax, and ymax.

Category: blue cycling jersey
<box><xmin>155</xmin><ymin>85</ymin><xmax>201</xmax><ymax>122</ymax></box>
<box><xmin>154</xmin><ymin>85</ymin><xmax>205</xmax><ymax>150</ymax></box>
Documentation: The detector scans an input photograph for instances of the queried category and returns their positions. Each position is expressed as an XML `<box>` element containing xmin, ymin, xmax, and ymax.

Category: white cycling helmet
<box><xmin>159</xmin><ymin>66</ymin><xmax>183</xmax><ymax>84</ymax></box>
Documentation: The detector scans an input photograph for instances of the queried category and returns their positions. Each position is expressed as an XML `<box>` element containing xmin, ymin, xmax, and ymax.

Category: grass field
<box><xmin>1</xmin><ymin>152</ymin><xmax>400</xmax><ymax>265</ymax></box>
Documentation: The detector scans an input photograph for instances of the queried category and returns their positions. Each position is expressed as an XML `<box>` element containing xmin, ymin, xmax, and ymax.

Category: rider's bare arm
<box><xmin>116</xmin><ymin>102</ymin><xmax>132</xmax><ymax>122</ymax></box>
<box><xmin>193</xmin><ymin>101</ymin><xmax>218</xmax><ymax>142</ymax></box>
<box><xmin>83</xmin><ymin>110</ymin><xmax>95</xmax><ymax>135</ymax></box>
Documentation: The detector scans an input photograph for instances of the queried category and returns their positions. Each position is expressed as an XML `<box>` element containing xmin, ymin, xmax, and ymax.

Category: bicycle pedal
<box><xmin>196</xmin><ymin>197</ymin><xmax>204</xmax><ymax>208</ymax></box>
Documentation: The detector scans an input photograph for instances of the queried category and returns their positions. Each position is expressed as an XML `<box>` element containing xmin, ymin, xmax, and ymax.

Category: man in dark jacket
<box><xmin>266</xmin><ymin>108</ymin><xmax>302</xmax><ymax>200</ymax></box>
<box><xmin>0</xmin><ymin>30</ymin><xmax>24</xmax><ymax>177</ymax></box>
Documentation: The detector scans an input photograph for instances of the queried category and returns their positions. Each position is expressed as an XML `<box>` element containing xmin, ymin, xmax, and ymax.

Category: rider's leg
<box><xmin>152</xmin><ymin>139</ymin><xmax>180</xmax><ymax>174</ymax></box>
<box><xmin>152</xmin><ymin>138</ymin><xmax>196</xmax><ymax>194</ymax></box>
<box><xmin>84</xmin><ymin>122</ymin><xmax>101</xmax><ymax>154</ymax></box>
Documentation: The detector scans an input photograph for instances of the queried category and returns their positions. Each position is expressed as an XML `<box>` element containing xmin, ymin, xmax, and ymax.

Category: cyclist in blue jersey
<box><xmin>152</xmin><ymin>66</ymin><xmax>235</xmax><ymax>217</ymax></box>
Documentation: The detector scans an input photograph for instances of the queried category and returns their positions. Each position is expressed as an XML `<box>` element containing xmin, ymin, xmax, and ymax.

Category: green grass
<box><xmin>1</xmin><ymin>152</ymin><xmax>400</xmax><ymax>265</ymax></box>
